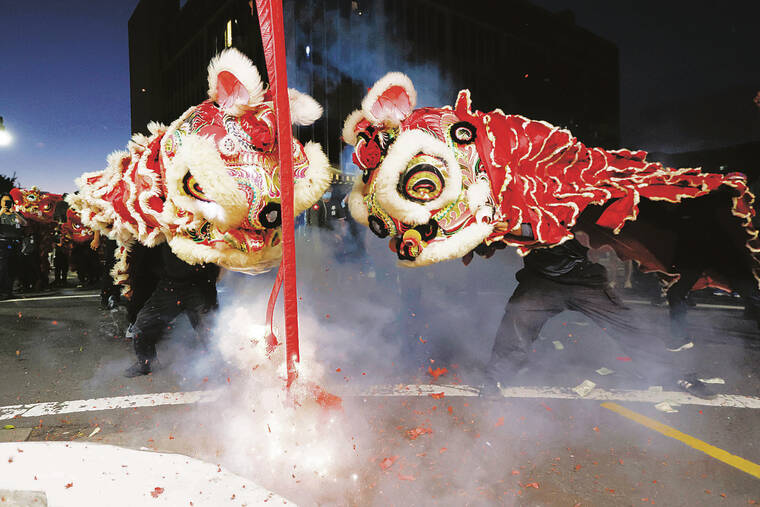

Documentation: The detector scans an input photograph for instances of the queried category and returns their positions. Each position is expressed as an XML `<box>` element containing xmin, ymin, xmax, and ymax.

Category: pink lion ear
<box><xmin>362</xmin><ymin>72</ymin><xmax>417</xmax><ymax>125</ymax></box>
<box><xmin>207</xmin><ymin>48</ymin><xmax>265</xmax><ymax>116</ymax></box>
<box><xmin>216</xmin><ymin>71</ymin><xmax>250</xmax><ymax>109</ymax></box>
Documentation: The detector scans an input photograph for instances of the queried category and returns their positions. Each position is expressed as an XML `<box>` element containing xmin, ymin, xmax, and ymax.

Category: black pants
<box><xmin>0</xmin><ymin>241</ymin><xmax>14</xmax><ymax>296</ymax></box>
<box><xmin>488</xmin><ymin>267</ymin><xmax>683</xmax><ymax>384</ymax></box>
<box><xmin>667</xmin><ymin>268</ymin><xmax>760</xmax><ymax>338</ymax></box>
<box><xmin>54</xmin><ymin>255</ymin><xmax>68</xmax><ymax>285</ymax></box>
<box><xmin>132</xmin><ymin>280</ymin><xmax>217</xmax><ymax>363</ymax></box>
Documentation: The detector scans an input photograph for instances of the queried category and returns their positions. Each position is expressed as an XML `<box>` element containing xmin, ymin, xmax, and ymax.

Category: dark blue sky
<box><xmin>0</xmin><ymin>0</ymin><xmax>139</xmax><ymax>193</ymax></box>
<box><xmin>0</xmin><ymin>1</ymin><xmax>758</xmax><ymax>193</ymax></box>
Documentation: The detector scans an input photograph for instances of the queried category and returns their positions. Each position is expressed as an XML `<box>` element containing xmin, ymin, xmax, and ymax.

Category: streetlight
<box><xmin>0</xmin><ymin>117</ymin><xmax>13</xmax><ymax>147</ymax></box>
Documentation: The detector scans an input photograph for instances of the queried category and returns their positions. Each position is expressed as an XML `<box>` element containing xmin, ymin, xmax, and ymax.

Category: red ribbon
<box><xmin>256</xmin><ymin>0</ymin><xmax>300</xmax><ymax>387</ymax></box>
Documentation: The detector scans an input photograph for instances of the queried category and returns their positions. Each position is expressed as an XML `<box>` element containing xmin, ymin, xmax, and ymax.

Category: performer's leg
<box><xmin>568</xmin><ymin>284</ymin><xmax>715</xmax><ymax>397</ymax></box>
<box><xmin>665</xmin><ymin>268</ymin><xmax>702</xmax><ymax>349</ymax></box>
<box><xmin>487</xmin><ymin>271</ymin><xmax>564</xmax><ymax>383</ymax></box>
<box><xmin>0</xmin><ymin>244</ymin><xmax>11</xmax><ymax>297</ymax></box>
<box><xmin>183</xmin><ymin>283</ymin><xmax>218</xmax><ymax>353</ymax></box>
<box><xmin>126</xmin><ymin>283</ymin><xmax>182</xmax><ymax>377</ymax></box>
<box><xmin>731</xmin><ymin>276</ymin><xmax>760</xmax><ymax>330</ymax></box>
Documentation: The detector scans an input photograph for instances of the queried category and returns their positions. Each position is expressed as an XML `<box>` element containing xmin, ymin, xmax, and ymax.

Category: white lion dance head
<box><xmin>68</xmin><ymin>48</ymin><xmax>331</xmax><ymax>278</ymax></box>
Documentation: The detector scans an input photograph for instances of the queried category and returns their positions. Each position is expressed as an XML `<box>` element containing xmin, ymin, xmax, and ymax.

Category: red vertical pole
<box><xmin>256</xmin><ymin>0</ymin><xmax>300</xmax><ymax>387</ymax></box>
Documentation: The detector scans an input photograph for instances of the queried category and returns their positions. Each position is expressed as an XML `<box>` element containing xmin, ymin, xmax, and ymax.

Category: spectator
<box><xmin>0</xmin><ymin>193</ymin><xmax>26</xmax><ymax>299</ymax></box>
<box><xmin>53</xmin><ymin>225</ymin><xmax>69</xmax><ymax>287</ymax></box>
<box><xmin>91</xmin><ymin>230</ymin><xmax>120</xmax><ymax>309</ymax></box>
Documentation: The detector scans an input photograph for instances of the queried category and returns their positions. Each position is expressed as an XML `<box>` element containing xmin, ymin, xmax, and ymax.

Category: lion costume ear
<box><xmin>207</xmin><ymin>48</ymin><xmax>265</xmax><ymax>116</ymax></box>
<box><xmin>288</xmin><ymin>88</ymin><xmax>323</xmax><ymax>126</ymax></box>
<box><xmin>361</xmin><ymin>72</ymin><xmax>416</xmax><ymax>126</ymax></box>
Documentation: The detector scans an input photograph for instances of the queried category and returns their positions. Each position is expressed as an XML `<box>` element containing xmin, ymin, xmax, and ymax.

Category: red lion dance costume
<box><xmin>343</xmin><ymin>73</ymin><xmax>760</xmax><ymax>296</ymax></box>
<box><xmin>9</xmin><ymin>187</ymin><xmax>94</xmax><ymax>289</ymax></box>
<box><xmin>67</xmin><ymin>48</ymin><xmax>331</xmax><ymax>290</ymax></box>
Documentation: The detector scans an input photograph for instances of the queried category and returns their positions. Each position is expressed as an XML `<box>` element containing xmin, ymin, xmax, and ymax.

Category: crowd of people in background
<box><xmin>0</xmin><ymin>191</ymin><xmax>104</xmax><ymax>301</ymax></box>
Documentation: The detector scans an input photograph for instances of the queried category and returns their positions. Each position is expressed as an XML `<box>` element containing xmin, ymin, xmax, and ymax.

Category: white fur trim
<box><xmin>467</xmin><ymin>177</ymin><xmax>495</xmax><ymax>223</ymax></box>
<box><xmin>168</xmin><ymin>236</ymin><xmax>282</xmax><ymax>273</ymax></box>
<box><xmin>342</xmin><ymin>109</ymin><xmax>366</xmax><ymax>146</ymax></box>
<box><xmin>207</xmin><ymin>48</ymin><xmax>265</xmax><ymax>116</ymax></box>
<box><xmin>347</xmin><ymin>177</ymin><xmax>369</xmax><ymax>226</ymax></box>
<box><xmin>398</xmin><ymin>222</ymin><xmax>494</xmax><ymax>267</ymax></box>
<box><xmin>294</xmin><ymin>141</ymin><xmax>331</xmax><ymax>215</ymax></box>
<box><xmin>373</xmin><ymin>129</ymin><xmax>462</xmax><ymax>226</ymax></box>
<box><xmin>288</xmin><ymin>89</ymin><xmax>323</xmax><ymax>126</ymax></box>
<box><xmin>146</xmin><ymin>122</ymin><xmax>167</xmax><ymax>136</ymax></box>
<box><xmin>163</xmin><ymin>134</ymin><xmax>248</xmax><ymax>229</ymax></box>
<box><xmin>361</xmin><ymin>72</ymin><xmax>417</xmax><ymax>125</ymax></box>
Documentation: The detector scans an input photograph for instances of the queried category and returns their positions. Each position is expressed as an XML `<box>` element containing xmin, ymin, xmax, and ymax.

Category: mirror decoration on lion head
<box><xmin>68</xmin><ymin>48</ymin><xmax>331</xmax><ymax>274</ymax></box>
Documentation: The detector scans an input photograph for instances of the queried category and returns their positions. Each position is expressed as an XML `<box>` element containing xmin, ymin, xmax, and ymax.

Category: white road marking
<box><xmin>2</xmin><ymin>384</ymin><xmax>759</xmax><ymax>422</ymax></box>
<box><xmin>0</xmin><ymin>390</ymin><xmax>223</xmax><ymax>421</ymax></box>
<box><xmin>0</xmin><ymin>294</ymin><xmax>99</xmax><ymax>303</ymax></box>
<box><xmin>359</xmin><ymin>384</ymin><xmax>760</xmax><ymax>408</ymax></box>
<box><xmin>622</xmin><ymin>298</ymin><xmax>743</xmax><ymax>311</ymax></box>
<box><xmin>0</xmin><ymin>442</ymin><xmax>292</xmax><ymax>506</ymax></box>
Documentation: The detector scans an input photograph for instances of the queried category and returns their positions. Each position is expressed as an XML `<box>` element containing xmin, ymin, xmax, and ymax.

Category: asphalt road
<box><xmin>0</xmin><ymin>282</ymin><xmax>759</xmax><ymax>506</ymax></box>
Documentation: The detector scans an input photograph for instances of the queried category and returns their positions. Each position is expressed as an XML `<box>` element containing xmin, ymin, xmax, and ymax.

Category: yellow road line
<box><xmin>601</xmin><ymin>402</ymin><xmax>760</xmax><ymax>479</ymax></box>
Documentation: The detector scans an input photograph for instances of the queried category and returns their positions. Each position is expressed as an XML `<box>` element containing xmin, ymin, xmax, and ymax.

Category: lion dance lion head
<box><xmin>68</xmin><ymin>48</ymin><xmax>331</xmax><ymax>274</ymax></box>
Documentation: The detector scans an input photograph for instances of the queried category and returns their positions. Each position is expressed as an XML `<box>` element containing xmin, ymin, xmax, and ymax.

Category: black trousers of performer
<box><xmin>488</xmin><ymin>267</ymin><xmax>683</xmax><ymax>384</ymax></box>
<box><xmin>0</xmin><ymin>240</ymin><xmax>16</xmax><ymax>297</ymax></box>
<box><xmin>54</xmin><ymin>251</ymin><xmax>68</xmax><ymax>286</ymax></box>
<box><xmin>100</xmin><ymin>239</ymin><xmax>121</xmax><ymax>308</ymax></box>
<box><xmin>132</xmin><ymin>280</ymin><xmax>217</xmax><ymax>364</ymax></box>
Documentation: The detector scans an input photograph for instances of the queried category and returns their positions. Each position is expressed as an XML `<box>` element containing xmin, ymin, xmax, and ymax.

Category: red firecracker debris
<box><xmin>310</xmin><ymin>383</ymin><xmax>343</xmax><ymax>410</ymax></box>
<box><xmin>150</xmin><ymin>487</ymin><xmax>165</xmax><ymax>498</ymax></box>
<box><xmin>380</xmin><ymin>456</ymin><xmax>399</xmax><ymax>471</ymax></box>
<box><xmin>616</xmin><ymin>356</ymin><xmax>632</xmax><ymax>362</ymax></box>
<box><xmin>406</xmin><ymin>426</ymin><xmax>433</xmax><ymax>440</ymax></box>
<box><xmin>593</xmin><ymin>426</ymin><xmax>600</xmax><ymax>432</ymax></box>
<box><xmin>427</xmin><ymin>366</ymin><xmax>448</xmax><ymax>379</ymax></box>
<box><xmin>430</xmin><ymin>392</ymin><xmax>445</xmax><ymax>399</ymax></box>
<box><xmin>495</xmin><ymin>417</ymin><xmax>505</xmax><ymax>427</ymax></box>
<box><xmin>398</xmin><ymin>472</ymin><xmax>416</xmax><ymax>481</ymax></box>
<box><xmin>523</xmin><ymin>482</ymin><xmax>539</xmax><ymax>489</ymax></box>
<box><xmin>511</xmin><ymin>470</ymin><xmax>520</xmax><ymax>475</ymax></box>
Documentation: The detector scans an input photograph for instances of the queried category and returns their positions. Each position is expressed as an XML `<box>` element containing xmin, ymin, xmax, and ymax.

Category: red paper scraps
<box><xmin>380</xmin><ymin>456</ymin><xmax>399</xmax><ymax>471</ymax></box>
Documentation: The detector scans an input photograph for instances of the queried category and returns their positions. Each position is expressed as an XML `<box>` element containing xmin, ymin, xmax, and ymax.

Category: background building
<box><xmin>129</xmin><ymin>0</ymin><xmax>621</xmax><ymax>168</ymax></box>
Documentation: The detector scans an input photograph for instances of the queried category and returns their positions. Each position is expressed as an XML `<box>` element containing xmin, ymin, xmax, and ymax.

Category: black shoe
<box><xmin>124</xmin><ymin>360</ymin><xmax>153</xmax><ymax>377</ymax></box>
<box><xmin>677</xmin><ymin>375</ymin><xmax>717</xmax><ymax>400</ymax></box>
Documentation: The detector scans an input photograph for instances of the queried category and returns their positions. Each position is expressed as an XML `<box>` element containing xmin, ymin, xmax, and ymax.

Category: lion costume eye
<box><xmin>399</xmin><ymin>157</ymin><xmax>446</xmax><ymax>203</ymax></box>
<box><xmin>368</xmin><ymin>215</ymin><xmax>390</xmax><ymax>238</ymax></box>
<box><xmin>182</xmin><ymin>172</ymin><xmax>212</xmax><ymax>202</ymax></box>
<box><xmin>450</xmin><ymin>121</ymin><xmax>476</xmax><ymax>144</ymax></box>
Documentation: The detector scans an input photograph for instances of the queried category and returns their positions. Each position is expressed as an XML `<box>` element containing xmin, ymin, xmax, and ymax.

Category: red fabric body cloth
<box><xmin>451</xmin><ymin>91</ymin><xmax>760</xmax><ymax>289</ymax></box>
